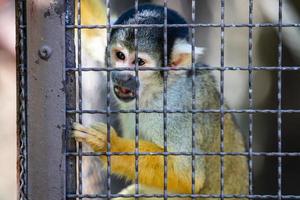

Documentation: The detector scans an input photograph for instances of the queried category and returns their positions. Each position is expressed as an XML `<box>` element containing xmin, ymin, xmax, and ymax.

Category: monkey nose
<box><xmin>112</xmin><ymin>71</ymin><xmax>133</xmax><ymax>83</ymax></box>
<box><xmin>119</xmin><ymin>72</ymin><xmax>133</xmax><ymax>82</ymax></box>
<box><xmin>112</xmin><ymin>72</ymin><xmax>140</xmax><ymax>89</ymax></box>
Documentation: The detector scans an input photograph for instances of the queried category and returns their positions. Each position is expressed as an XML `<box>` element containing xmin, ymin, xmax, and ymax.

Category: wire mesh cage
<box><xmin>16</xmin><ymin>0</ymin><xmax>300</xmax><ymax>199</ymax></box>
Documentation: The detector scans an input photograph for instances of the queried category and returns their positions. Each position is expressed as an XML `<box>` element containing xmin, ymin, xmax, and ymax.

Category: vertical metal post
<box><xmin>191</xmin><ymin>0</ymin><xmax>196</xmax><ymax>198</ymax></box>
<box><xmin>277</xmin><ymin>1</ymin><xmax>283</xmax><ymax>200</ymax></box>
<box><xmin>105</xmin><ymin>1</ymin><xmax>112</xmax><ymax>199</ymax></box>
<box><xmin>26</xmin><ymin>0</ymin><xmax>66</xmax><ymax>199</ymax></box>
<box><xmin>163</xmin><ymin>1</ymin><xmax>168</xmax><ymax>200</ymax></box>
<box><xmin>76</xmin><ymin>0</ymin><xmax>83</xmax><ymax>198</ymax></box>
<box><xmin>248</xmin><ymin>0</ymin><xmax>254</xmax><ymax>197</ymax></box>
<box><xmin>16</xmin><ymin>0</ymin><xmax>28</xmax><ymax>199</ymax></box>
<box><xmin>134</xmin><ymin>1</ymin><xmax>140</xmax><ymax>199</ymax></box>
<box><xmin>65</xmin><ymin>0</ymin><xmax>77</xmax><ymax>199</ymax></box>
<box><xmin>220</xmin><ymin>0</ymin><xmax>225</xmax><ymax>199</ymax></box>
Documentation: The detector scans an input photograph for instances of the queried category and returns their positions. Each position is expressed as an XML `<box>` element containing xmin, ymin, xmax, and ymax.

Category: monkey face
<box><xmin>109</xmin><ymin>42</ymin><xmax>162</xmax><ymax>104</ymax></box>
<box><xmin>106</xmin><ymin>6</ymin><xmax>205</xmax><ymax>106</ymax></box>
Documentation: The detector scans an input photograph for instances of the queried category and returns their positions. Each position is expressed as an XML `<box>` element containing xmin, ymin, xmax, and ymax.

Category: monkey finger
<box><xmin>73</xmin><ymin>129</ymin><xmax>107</xmax><ymax>151</ymax></box>
<box><xmin>72</xmin><ymin>122</ymin><xmax>86</xmax><ymax>131</ymax></box>
<box><xmin>73</xmin><ymin>126</ymin><xmax>107</xmax><ymax>144</ymax></box>
<box><xmin>72</xmin><ymin>122</ymin><xmax>99</xmax><ymax>137</ymax></box>
<box><xmin>72</xmin><ymin>130</ymin><xmax>88</xmax><ymax>143</ymax></box>
<box><xmin>85</xmin><ymin>136</ymin><xmax>106</xmax><ymax>152</ymax></box>
<box><xmin>90</xmin><ymin>122</ymin><xmax>117</xmax><ymax>136</ymax></box>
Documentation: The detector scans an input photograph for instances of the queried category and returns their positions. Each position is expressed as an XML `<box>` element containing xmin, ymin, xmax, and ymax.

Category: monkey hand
<box><xmin>72</xmin><ymin>122</ymin><xmax>117</xmax><ymax>152</ymax></box>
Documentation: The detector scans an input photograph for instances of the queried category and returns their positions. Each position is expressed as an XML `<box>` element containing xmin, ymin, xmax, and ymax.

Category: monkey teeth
<box><xmin>113</xmin><ymin>85</ymin><xmax>136</xmax><ymax>101</ymax></box>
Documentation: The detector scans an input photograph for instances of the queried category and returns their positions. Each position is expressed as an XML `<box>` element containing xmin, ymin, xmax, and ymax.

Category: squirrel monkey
<box><xmin>73</xmin><ymin>4</ymin><xmax>248</xmax><ymax>200</ymax></box>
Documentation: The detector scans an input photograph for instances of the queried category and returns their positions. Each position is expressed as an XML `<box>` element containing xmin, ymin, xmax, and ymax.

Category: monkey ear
<box><xmin>170</xmin><ymin>39</ymin><xmax>204</xmax><ymax>68</ymax></box>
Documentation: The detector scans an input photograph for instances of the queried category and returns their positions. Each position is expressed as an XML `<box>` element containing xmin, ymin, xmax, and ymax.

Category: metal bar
<box><xmin>26</xmin><ymin>0</ymin><xmax>66</xmax><ymax>199</ymax></box>
<box><xmin>277</xmin><ymin>0</ymin><xmax>283</xmax><ymax>200</ymax></box>
<box><xmin>163</xmin><ymin>1</ymin><xmax>168</xmax><ymax>200</ymax></box>
<box><xmin>64</xmin><ymin>66</ymin><xmax>300</xmax><ymax>72</ymax></box>
<box><xmin>76</xmin><ymin>0</ymin><xmax>83</xmax><ymax>198</ymax></box>
<box><xmin>65</xmin><ymin>23</ymin><xmax>300</xmax><ymax>29</ymax></box>
<box><xmin>65</xmin><ymin>0</ymin><xmax>77</xmax><ymax>199</ymax></box>
<box><xmin>66</xmin><ymin>108</ymin><xmax>300</xmax><ymax>114</ymax></box>
<box><xmin>16</xmin><ymin>0</ymin><xmax>28</xmax><ymax>199</ymax></box>
<box><xmin>191</xmin><ymin>0</ymin><xmax>196</xmax><ymax>198</ymax></box>
<box><xmin>248</xmin><ymin>0</ymin><xmax>254</xmax><ymax>197</ymax></box>
<box><xmin>134</xmin><ymin>1</ymin><xmax>140</xmax><ymax>199</ymax></box>
<box><xmin>105</xmin><ymin>0</ymin><xmax>112</xmax><ymax>199</ymax></box>
<box><xmin>66</xmin><ymin>193</ymin><xmax>300</xmax><ymax>199</ymax></box>
<box><xmin>220</xmin><ymin>0</ymin><xmax>225</xmax><ymax>199</ymax></box>
<box><xmin>65</xmin><ymin>151</ymin><xmax>300</xmax><ymax>157</ymax></box>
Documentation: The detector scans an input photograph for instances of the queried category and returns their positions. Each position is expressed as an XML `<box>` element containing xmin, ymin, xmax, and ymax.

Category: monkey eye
<box><xmin>137</xmin><ymin>58</ymin><xmax>145</xmax><ymax>66</ymax></box>
<box><xmin>116</xmin><ymin>51</ymin><xmax>125</xmax><ymax>60</ymax></box>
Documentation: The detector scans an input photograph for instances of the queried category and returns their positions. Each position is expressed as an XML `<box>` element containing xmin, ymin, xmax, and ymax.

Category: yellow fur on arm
<box><xmin>73</xmin><ymin>123</ymin><xmax>203</xmax><ymax>194</ymax></box>
<box><xmin>101</xmin><ymin>134</ymin><xmax>201</xmax><ymax>194</ymax></box>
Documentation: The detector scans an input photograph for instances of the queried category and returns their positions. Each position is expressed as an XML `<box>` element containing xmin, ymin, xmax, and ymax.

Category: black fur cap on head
<box><xmin>110</xmin><ymin>4</ymin><xmax>189</xmax><ymax>66</ymax></box>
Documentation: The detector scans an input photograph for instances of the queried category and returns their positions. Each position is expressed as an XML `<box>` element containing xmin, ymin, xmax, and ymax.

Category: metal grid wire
<box><xmin>16</xmin><ymin>0</ymin><xmax>28</xmax><ymax>199</ymax></box>
<box><xmin>15</xmin><ymin>0</ymin><xmax>300</xmax><ymax>199</ymax></box>
<box><xmin>64</xmin><ymin>0</ymin><xmax>298</xmax><ymax>199</ymax></box>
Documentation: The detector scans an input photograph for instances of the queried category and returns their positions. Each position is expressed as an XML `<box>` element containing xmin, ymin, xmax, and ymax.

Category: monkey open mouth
<box><xmin>113</xmin><ymin>85</ymin><xmax>136</xmax><ymax>102</ymax></box>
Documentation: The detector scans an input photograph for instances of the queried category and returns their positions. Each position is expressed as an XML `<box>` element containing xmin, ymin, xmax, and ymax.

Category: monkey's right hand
<box><xmin>72</xmin><ymin>122</ymin><xmax>117</xmax><ymax>152</ymax></box>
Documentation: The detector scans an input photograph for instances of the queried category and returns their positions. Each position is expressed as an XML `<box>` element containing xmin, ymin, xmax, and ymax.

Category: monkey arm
<box><xmin>73</xmin><ymin>123</ymin><xmax>204</xmax><ymax>194</ymax></box>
